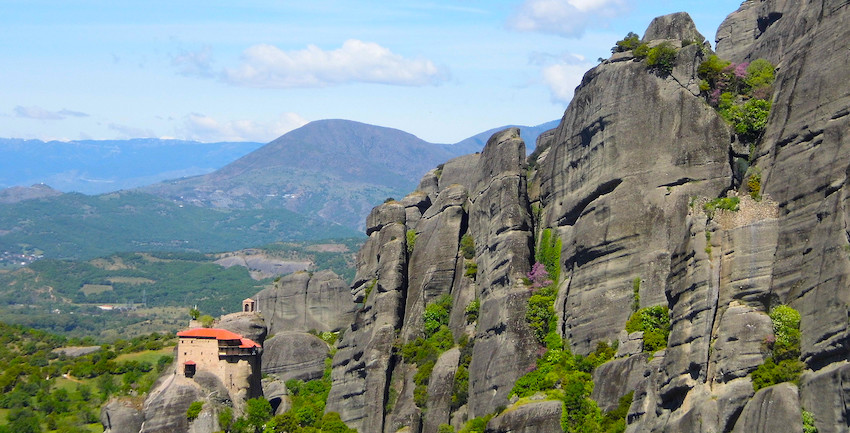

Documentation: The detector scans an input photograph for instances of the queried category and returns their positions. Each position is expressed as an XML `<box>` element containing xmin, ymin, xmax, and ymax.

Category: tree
<box><xmin>245</xmin><ymin>397</ymin><xmax>273</xmax><ymax>432</ymax></box>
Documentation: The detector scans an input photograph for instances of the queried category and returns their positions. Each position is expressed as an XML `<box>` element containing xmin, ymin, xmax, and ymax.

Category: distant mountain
<box><xmin>0</xmin><ymin>183</ymin><xmax>63</xmax><ymax>204</ymax></box>
<box><xmin>141</xmin><ymin>119</ymin><xmax>558</xmax><ymax>229</ymax></box>
<box><xmin>0</xmin><ymin>138</ymin><xmax>264</xmax><ymax>194</ymax></box>
<box><xmin>0</xmin><ymin>189</ymin><xmax>357</xmax><ymax>260</ymax></box>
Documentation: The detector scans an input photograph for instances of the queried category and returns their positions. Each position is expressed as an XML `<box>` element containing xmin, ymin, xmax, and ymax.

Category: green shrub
<box><xmin>751</xmin><ymin>357</ymin><xmax>804</xmax><ymax>391</ymax></box>
<box><xmin>631</xmin><ymin>278</ymin><xmax>641</xmax><ymax>312</ymax></box>
<box><xmin>464</xmin><ymin>298</ymin><xmax>480</xmax><ymax>324</ymax></box>
<box><xmin>697</xmin><ymin>55</ymin><xmax>731</xmax><ymax>88</ymax></box>
<box><xmin>803</xmin><ymin>410</ymin><xmax>818</xmax><ymax>433</ymax></box>
<box><xmin>186</xmin><ymin>400</ymin><xmax>204</xmax><ymax>421</ymax></box>
<box><xmin>424</xmin><ymin>294</ymin><xmax>452</xmax><ymax>338</ymax></box>
<box><xmin>769</xmin><ymin>305</ymin><xmax>801</xmax><ymax>362</ymax></box>
<box><xmin>438</xmin><ymin>424</ymin><xmax>456</xmax><ymax>433</ymax></box>
<box><xmin>526</xmin><ymin>286</ymin><xmax>557</xmax><ymax>344</ymax></box>
<box><xmin>464</xmin><ymin>260</ymin><xmax>478</xmax><ymax>280</ymax></box>
<box><xmin>460</xmin><ymin>234</ymin><xmax>475</xmax><ymax>259</ymax></box>
<box><xmin>611</xmin><ymin>32</ymin><xmax>641</xmax><ymax>53</ymax></box>
<box><xmin>632</xmin><ymin>43</ymin><xmax>650</xmax><ymax>59</ymax></box>
<box><xmin>727</xmin><ymin>98</ymin><xmax>771</xmax><ymax>142</ymax></box>
<box><xmin>751</xmin><ymin>305</ymin><xmax>804</xmax><ymax>391</ymax></box>
<box><xmin>703</xmin><ymin>196</ymin><xmax>740</xmax><ymax>218</ymax></box>
<box><xmin>645</xmin><ymin>42</ymin><xmax>678</xmax><ymax>75</ymax></box>
<box><xmin>406</xmin><ymin>230</ymin><xmax>417</xmax><ymax>254</ymax></box>
<box><xmin>745</xmin><ymin>59</ymin><xmax>775</xmax><ymax>92</ymax></box>
<box><xmin>625</xmin><ymin>306</ymin><xmax>670</xmax><ymax>353</ymax></box>
<box><xmin>747</xmin><ymin>171</ymin><xmax>762</xmax><ymax>200</ymax></box>
<box><xmin>536</xmin><ymin>228</ymin><xmax>562</xmax><ymax>283</ymax></box>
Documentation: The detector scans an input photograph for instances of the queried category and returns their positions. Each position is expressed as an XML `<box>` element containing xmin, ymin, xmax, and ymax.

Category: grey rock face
<box><xmin>101</xmin><ymin>398</ymin><xmax>144</xmax><ymax>433</ymax></box>
<box><xmin>262</xmin><ymin>332</ymin><xmax>329</xmax><ymax>382</ymax></box>
<box><xmin>642</xmin><ymin>11</ymin><xmax>706</xmax><ymax>42</ymax></box>
<box><xmin>538</xmin><ymin>12</ymin><xmax>731</xmax><ymax>356</ymax></box>
<box><xmin>485</xmin><ymin>400</ymin><xmax>563</xmax><ymax>433</ymax></box>
<box><xmin>799</xmin><ymin>362</ymin><xmax>850</xmax><ymax>433</ymax></box>
<box><xmin>326</xmin><ymin>200</ymin><xmax>409</xmax><ymax>433</ymax></box>
<box><xmin>591</xmin><ymin>354</ymin><xmax>648</xmax><ymax>412</ymax></box>
<box><xmin>731</xmin><ymin>383</ymin><xmax>802</xmax><ymax>433</ymax></box>
<box><xmin>255</xmin><ymin>269</ymin><xmax>355</xmax><ymax>334</ymax></box>
<box><xmin>422</xmin><ymin>348</ymin><xmax>460</xmax><ymax>433</ymax></box>
<box><xmin>140</xmin><ymin>375</ymin><xmax>203</xmax><ymax>433</ymax></box>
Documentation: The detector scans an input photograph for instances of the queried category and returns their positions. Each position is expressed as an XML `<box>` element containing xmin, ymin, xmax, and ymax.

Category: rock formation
<box><xmin>124</xmin><ymin>2</ymin><xmax>850</xmax><ymax>431</ymax></box>
<box><xmin>316</xmin><ymin>3</ymin><xmax>850</xmax><ymax>432</ymax></box>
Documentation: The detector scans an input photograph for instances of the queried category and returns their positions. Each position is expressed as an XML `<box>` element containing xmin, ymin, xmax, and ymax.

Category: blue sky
<box><xmin>1</xmin><ymin>0</ymin><xmax>745</xmax><ymax>144</ymax></box>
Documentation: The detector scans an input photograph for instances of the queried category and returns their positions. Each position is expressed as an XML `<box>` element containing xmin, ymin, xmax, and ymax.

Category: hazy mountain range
<box><xmin>0</xmin><ymin>119</ymin><xmax>558</xmax><ymax>259</ymax></box>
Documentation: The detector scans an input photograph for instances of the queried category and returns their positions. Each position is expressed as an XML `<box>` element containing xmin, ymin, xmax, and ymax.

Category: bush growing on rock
<box><xmin>750</xmin><ymin>305</ymin><xmax>805</xmax><ymax>391</ymax></box>
<box><xmin>186</xmin><ymin>400</ymin><xmax>203</xmax><ymax>421</ymax></box>
<box><xmin>611</xmin><ymin>32</ymin><xmax>641</xmax><ymax>53</ymax></box>
<box><xmin>625</xmin><ymin>305</ymin><xmax>670</xmax><ymax>353</ymax></box>
<box><xmin>645</xmin><ymin>42</ymin><xmax>678</xmax><ymax>76</ymax></box>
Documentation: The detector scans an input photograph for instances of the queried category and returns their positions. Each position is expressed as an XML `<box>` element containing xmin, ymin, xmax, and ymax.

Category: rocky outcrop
<box><xmin>262</xmin><ymin>332</ymin><xmax>329</xmax><ymax>382</ymax></box>
<box><xmin>486</xmin><ymin>400</ymin><xmax>563</xmax><ymax>433</ymax></box>
<box><xmin>254</xmin><ymin>269</ymin><xmax>355</xmax><ymax>334</ymax></box>
<box><xmin>537</xmin><ymin>14</ymin><xmax>731</xmax><ymax>356</ymax></box>
<box><xmin>731</xmin><ymin>383</ymin><xmax>802</xmax><ymax>433</ymax></box>
<box><xmin>140</xmin><ymin>374</ymin><xmax>204</xmax><ymax>433</ymax></box>
<box><xmin>325</xmin><ymin>200</ymin><xmax>409</xmax><ymax>433</ymax></box>
<box><xmin>217</xmin><ymin>312</ymin><xmax>268</xmax><ymax>345</ymax></box>
<box><xmin>101</xmin><ymin>397</ymin><xmax>144</xmax><ymax>433</ymax></box>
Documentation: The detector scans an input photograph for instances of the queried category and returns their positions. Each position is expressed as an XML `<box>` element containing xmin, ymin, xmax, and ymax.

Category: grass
<box><xmin>115</xmin><ymin>346</ymin><xmax>176</xmax><ymax>363</ymax></box>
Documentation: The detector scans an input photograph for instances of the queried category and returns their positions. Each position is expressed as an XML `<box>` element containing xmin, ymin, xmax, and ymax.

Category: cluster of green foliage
<box><xmin>460</xmin><ymin>234</ymin><xmax>475</xmax><ymax>260</ymax></box>
<box><xmin>751</xmin><ymin>305</ymin><xmax>805</xmax><ymax>391</ymax></box>
<box><xmin>625</xmin><ymin>306</ymin><xmax>670</xmax><ymax>353</ymax></box>
<box><xmin>508</xmin><ymin>338</ymin><xmax>625</xmax><ymax>433</ymax></box>
<box><xmin>406</xmin><ymin>230</ymin><xmax>417</xmax><ymax>254</ymax></box>
<box><xmin>747</xmin><ymin>171</ymin><xmax>762</xmax><ymax>201</ymax></box>
<box><xmin>460</xmin><ymin>234</ymin><xmax>477</xmax><ymax>280</ymax></box>
<box><xmin>698</xmin><ymin>55</ymin><xmax>776</xmax><ymax>144</ymax></box>
<box><xmin>611</xmin><ymin>32</ymin><xmax>680</xmax><ymax>76</ymax></box>
<box><xmin>611</xmin><ymin>32</ymin><xmax>641</xmax><ymax>53</ymax></box>
<box><xmin>187</xmin><ymin>400</ymin><xmax>204</xmax><ymax>421</ymax></box>
<box><xmin>401</xmin><ymin>294</ymin><xmax>455</xmax><ymax>409</ymax></box>
<box><xmin>0</xmin><ymin>322</ymin><xmax>174</xmax><ymax>432</ymax></box>
<box><xmin>451</xmin><ymin>335</ymin><xmax>474</xmax><ymax>411</ymax></box>
<box><xmin>464</xmin><ymin>298</ymin><xmax>480</xmax><ymax>324</ymax></box>
<box><xmin>703</xmin><ymin>196</ymin><xmax>740</xmax><ymax>218</ymax></box>
<box><xmin>457</xmin><ymin>414</ymin><xmax>495</xmax><ymax>433</ymax></box>
<box><xmin>535</xmin><ymin>229</ymin><xmax>561</xmax><ymax>283</ymax></box>
<box><xmin>644</xmin><ymin>42</ymin><xmax>678</xmax><ymax>76</ymax></box>
<box><xmin>527</xmin><ymin>284</ymin><xmax>558</xmax><ymax>344</ymax></box>
<box><xmin>802</xmin><ymin>409</ymin><xmax>818</xmax><ymax>433</ymax></box>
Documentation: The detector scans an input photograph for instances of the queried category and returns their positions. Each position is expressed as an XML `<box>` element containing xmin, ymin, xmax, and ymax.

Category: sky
<box><xmin>0</xmin><ymin>0</ymin><xmax>746</xmax><ymax>144</ymax></box>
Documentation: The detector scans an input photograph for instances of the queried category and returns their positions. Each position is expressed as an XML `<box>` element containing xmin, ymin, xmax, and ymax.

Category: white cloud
<box><xmin>171</xmin><ymin>46</ymin><xmax>214</xmax><ymax>78</ymax></box>
<box><xmin>223</xmin><ymin>39</ymin><xmax>446</xmax><ymax>88</ymax></box>
<box><xmin>179</xmin><ymin>112</ymin><xmax>308</xmax><ymax>142</ymax></box>
<box><xmin>14</xmin><ymin>105</ymin><xmax>89</xmax><ymax>120</ymax></box>
<box><xmin>509</xmin><ymin>0</ymin><xmax>628</xmax><ymax>37</ymax></box>
<box><xmin>541</xmin><ymin>61</ymin><xmax>595</xmax><ymax>103</ymax></box>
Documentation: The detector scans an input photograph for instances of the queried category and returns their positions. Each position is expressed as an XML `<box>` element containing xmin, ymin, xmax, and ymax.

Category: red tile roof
<box><xmin>240</xmin><ymin>338</ymin><xmax>260</xmax><ymax>349</ymax></box>
<box><xmin>177</xmin><ymin>328</ymin><xmax>244</xmax><ymax>341</ymax></box>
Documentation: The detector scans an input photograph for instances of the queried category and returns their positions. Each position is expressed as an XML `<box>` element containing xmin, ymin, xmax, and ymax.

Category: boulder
<box><xmin>643</xmin><ymin>12</ymin><xmax>706</xmax><ymax>43</ymax></box>
<box><xmin>217</xmin><ymin>312</ymin><xmax>267</xmax><ymax>345</ymax></box>
<box><xmin>101</xmin><ymin>397</ymin><xmax>144</xmax><ymax>433</ymax></box>
<box><xmin>262</xmin><ymin>332</ymin><xmax>329</xmax><ymax>382</ymax></box>
<box><xmin>485</xmin><ymin>400</ymin><xmax>563</xmax><ymax>433</ymax></box>
<box><xmin>255</xmin><ymin>269</ymin><xmax>355</xmax><ymax>335</ymax></box>
<box><xmin>140</xmin><ymin>375</ymin><xmax>203</xmax><ymax>433</ymax></box>
<box><xmin>731</xmin><ymin>382</ymin><xmax>802</xmax><ymax>433</ymax></box>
